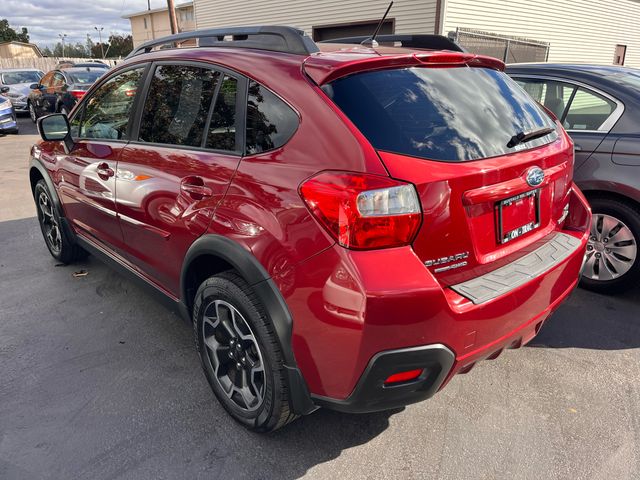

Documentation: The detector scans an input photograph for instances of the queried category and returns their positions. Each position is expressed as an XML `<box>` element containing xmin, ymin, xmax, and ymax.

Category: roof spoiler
<box><xmin>127</xmin><ymin>26</ymin><xmax>319</xmax><ymax>58</ymax></box>
<box><xmin>320</xmin><ymin>34</ymin><xmax>465</xmax><ymax>52</ymax></box>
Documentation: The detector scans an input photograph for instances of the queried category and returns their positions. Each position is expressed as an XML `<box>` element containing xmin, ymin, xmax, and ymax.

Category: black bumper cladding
<box><xmin>312</xmin><ymin>344</ymin><xmax>455</xmax><ymax>413</ymax></box>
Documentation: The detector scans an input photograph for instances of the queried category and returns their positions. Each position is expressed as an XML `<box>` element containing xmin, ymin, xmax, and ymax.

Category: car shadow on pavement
<box><xmin>0</xmin><ymin>217</ymin><xmax>401</xmax><ymax>480</ymax></box>
<box><xmin>528</xmin><ymin>286</ymin><xmax>640</xmax><ymax>350</ymax></box>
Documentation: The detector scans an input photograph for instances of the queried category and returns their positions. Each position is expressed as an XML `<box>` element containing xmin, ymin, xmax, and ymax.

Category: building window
<box><xmin>143</xmin><ymin>17</ymin><xmax>148</xmax><ymax>29</ymax></box>
<box><xmin>614</xmin><ymin>45</ymin><xmax>627</xmax><ymax>65</ymax></box>
<box><xmin>179</xmin><ymin>9</ymin><xmax>194</xmax><ymax>22</ymax></box>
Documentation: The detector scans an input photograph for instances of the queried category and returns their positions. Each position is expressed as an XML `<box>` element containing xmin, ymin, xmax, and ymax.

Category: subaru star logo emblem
<box><xmin>526</xmin><ymin>167</ymin><xmax>545</xmax><ymax>187</ymax></box>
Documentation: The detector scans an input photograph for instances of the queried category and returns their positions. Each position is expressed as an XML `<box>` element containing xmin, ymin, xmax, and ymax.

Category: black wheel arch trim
<box><xmin>30</xmin><ymin>157</ymin><xmax>77</xmax><ymax>242</ymax></box>
<box><xmin>181</xmin><ymin>234</ymin><xmax>317</xmax><ymax>415</ymax></box>
<box><xmin>29</xmin><ymin>158</ymin><xmax>61</xmax><ymax>209</ymax></box>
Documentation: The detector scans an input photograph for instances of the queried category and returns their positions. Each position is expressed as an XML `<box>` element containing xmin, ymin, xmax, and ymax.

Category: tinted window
<box><xmin>76</xmin><ymin>67</ymin><xmax>144</xmax><ymax>140</ymax></box>
<box><xmin>327</xmin><ymin>67</ymin><xmax>558</xmax><ymax>162</ymax></box>
<box><xmin>66</xmin><ymin>70</ymin><xmax>103</xmax><ymax>85</ymax></box>
<box><xmin>206</xmin><ymin>75</ymin><xmax>237</xmax><ymax>151</ymax></box>
<box><xmin>53</xmin><ymin>72</ymin><xmax>65</xmax><ymax>87</ymax></box>
<box><xmin>40</xmin><ymin>72</ymin><xmax>54</xmax><ymax>88</ymax></box>
<box><xmin>139</xmin><ymin>65</ymin><xmax>219</xmax><ymax>147</ymax></box>
<box><xmin>515</xmin><ymin>79</ymin><xmax>575</xmax><ymax>120</ymax></box>
<box><xmin>564</xmin><ymin>88</ymin><xmax>616</xmax><ymax>130</ymax></box>
<box><xmin>245</xmin><ymin>81</ymin><xmax>298</xmax><ymax>154</ymax></box>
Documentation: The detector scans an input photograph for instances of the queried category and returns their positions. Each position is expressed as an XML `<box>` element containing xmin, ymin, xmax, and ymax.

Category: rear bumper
<box><xmin>312</xmin><ymin>344</ymin><xmax>455</xmax><ymax>413</ymax></box>
<box><xmin>281</xmin><ymin>185</ymin><xmax>591</xmax><ymax>409</ymax></box>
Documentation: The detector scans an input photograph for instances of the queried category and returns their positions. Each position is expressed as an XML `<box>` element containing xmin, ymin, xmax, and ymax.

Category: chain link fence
<box><xmin>450</xmin><ymin>28</ymin><xmax>549</xmax><ymax>63</ymax></box>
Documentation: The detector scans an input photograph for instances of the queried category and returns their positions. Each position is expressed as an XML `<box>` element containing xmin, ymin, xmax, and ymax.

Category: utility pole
<box><xmin>58</xmin><ymin>33</ymin><xmax>67</xmax><ymax>57</ymax></box>
<box><xmin>167</xmin><ymin>0</ymin><xmax>178</xmax><ymax>35</ymax></box>
<box><xmin>147</xmin><ymin>0</ymin><xmax>155</xmax><ymax>40</ymax></box>
<box><xmin>94</xmin><ymin>26</ymin><xmax>105</xmax><ymax>58</ymax></box>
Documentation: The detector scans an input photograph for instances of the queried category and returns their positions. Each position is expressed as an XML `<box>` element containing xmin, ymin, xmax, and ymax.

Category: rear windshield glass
<box><xmin>325</xmin><ymin>66</ymin><xmax>558</xmax><ymax>162</ymax></box>
<box><xmin>67</xmin><ymin>70</ymin><xmax>103</xmax><ymax>85</ymax></box>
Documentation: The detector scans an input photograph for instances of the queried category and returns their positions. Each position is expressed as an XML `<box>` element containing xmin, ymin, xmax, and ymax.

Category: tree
<box><xmin>0</xmin><ymin>19</ymin><xmax>29</xmax><ymax>43</ymax></box>
<box><xmin>104</xmin><ymin>34</ymin><xmax>133</xmax><ymax>58</ymax></box>
<box><xmin>90</xmin><ymin>42</ymin><xmax>108</xmax><ymax>59</ymax></box>
<box><xmin>50</xmin><ymin>41</ymin><xmax>90</xmax><ymax>58</ymax></box>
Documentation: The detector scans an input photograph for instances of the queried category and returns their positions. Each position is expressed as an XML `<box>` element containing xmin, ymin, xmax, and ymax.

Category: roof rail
<box><xmin>319</xmin><ymin>34</ymin><xmax>465</xmax><ymax>52</ymax></box>
<box><xmin>127</xmin><ymin>26</ymin><xmax>319</xmax><ymax>58</ymax></box>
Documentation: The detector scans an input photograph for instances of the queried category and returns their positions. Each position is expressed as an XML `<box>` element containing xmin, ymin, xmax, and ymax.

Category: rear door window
<box><xmin>515</xmin><ymin>79</ymin><xmax>575</xmax><ymax>121</ymax></box>
<box><xmin>206</xmin><ymin>74</ymin><xmax>238</xmax><ymax>151</ymax></box>
<box><xmin>325</xmin><ymin>67</ymin><xmax>557</xmax><ymax>162</ymax></box>
<box><xmin>139</xmin><ymin>64</ymin><xmax>220</xmax><ymax>147</ymax></box>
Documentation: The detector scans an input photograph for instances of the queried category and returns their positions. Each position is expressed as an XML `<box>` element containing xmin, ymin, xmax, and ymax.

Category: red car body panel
<box><xmin>276</xmin><ymin>186</ymin><xmax>589</xmax><ymax>398</ymax></box>
<box><xmin>115</xmin><ymin>144</ymin><xmax>240</xmax><ymax>295</ymax></box>
<box><xmin>30</xmin><ymin>41</ymin><xmax>592</xmax><ymax>410</ymax></box>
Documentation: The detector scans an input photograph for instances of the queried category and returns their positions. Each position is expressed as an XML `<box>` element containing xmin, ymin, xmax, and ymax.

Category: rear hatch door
<box><xmin>323</xmin><ymin>62</ymin><xmax>574</xmax><ymax>285</ymax></box>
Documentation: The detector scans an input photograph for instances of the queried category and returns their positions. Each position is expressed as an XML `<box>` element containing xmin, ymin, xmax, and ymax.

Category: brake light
<box><xmin>70</xmin><ymin>90</ymin><xmax>85</xmax><ymax>100</ymax></box>
<box><xmin>300</xmin><ymin>172</ymin><xmax>422</xmax><ymax>249</ymax></box>
<box><xmin>384</xmin><ymin>369</ymin><xmax>423</xmax><ymax>385</ymax></box>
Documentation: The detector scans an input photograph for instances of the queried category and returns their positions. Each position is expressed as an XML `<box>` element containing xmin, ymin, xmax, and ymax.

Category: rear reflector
<box><xmin>300</xmin><ymin>172</ymin><xmax>421</xmax><ymax>250</ymax></box>
<box><xmin>384</xmin><ymin>369</ymin><xmax>423</xmax><ymax>385</ymax></box>
<box><xmin>70</xmin><ymin>90</ymin><xmax>85</xmax><ymax>100</ymax></box>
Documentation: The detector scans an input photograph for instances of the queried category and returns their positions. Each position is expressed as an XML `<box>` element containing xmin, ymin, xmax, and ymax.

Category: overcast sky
<box><xmin>2</xmin><ymin>0</ymin><xmax>170</xmax><ymax>47</ymax></box>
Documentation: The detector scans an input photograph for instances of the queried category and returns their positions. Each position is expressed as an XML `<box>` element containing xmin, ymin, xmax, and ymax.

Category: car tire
<box><xmin>580</xmin><ymin>196</ymin><xmax>640</xmax><ymax>293</ymax></box>
<box><xmin>193</xmin><ymin>271</ymin><xmax>298</xmax><ymax>432</ymax></box>
<box><xmin>28</xmin><ymin>101</ymin><xmax>37</xmax><ymax>123</ymax></box>
<box><xmin>34</xmin><ymin>180</ymin><xmax>85</xmax><ymax>264</ymax></box>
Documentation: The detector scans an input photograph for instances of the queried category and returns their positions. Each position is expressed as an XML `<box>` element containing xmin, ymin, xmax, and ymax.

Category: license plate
<box><xmin>496</xmin><ymin>189</ymin><xmax>540</xmax><ymax>244</ymax></box>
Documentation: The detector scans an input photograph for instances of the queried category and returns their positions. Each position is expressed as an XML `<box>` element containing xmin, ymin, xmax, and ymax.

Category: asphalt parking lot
<box><xmin>1</xmin><ymin>116</ymin><xmax>639</xmax><ymax>479</ymax></box>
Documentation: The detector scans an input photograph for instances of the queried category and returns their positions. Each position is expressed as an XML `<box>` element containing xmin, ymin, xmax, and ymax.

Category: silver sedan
<box><xmin>0</xmin><ymin>68</ymin><xmax>44</xmax><ymax>113</ymax></box>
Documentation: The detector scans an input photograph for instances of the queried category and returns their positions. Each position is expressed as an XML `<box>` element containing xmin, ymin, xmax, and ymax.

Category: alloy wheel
<box><xmin>583</xmin><ymin>213</ymin><xmax>637</xmax><ymax>281</ymax></box>
<box><xmin>29</xmin><ymin>102</ymin><xmax>37</xmax><ymax>122</ymax></box>
<box><xmin>38</xmin><ymin>190</ymin><xmax>62</xmax><ymax>253</ymax></box>
<box><xmin>202</xmin><ymin>300</ymin><xmax>265</xmax><ymax>412</ymax></box>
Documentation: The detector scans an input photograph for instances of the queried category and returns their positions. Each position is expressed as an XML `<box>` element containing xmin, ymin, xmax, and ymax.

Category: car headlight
<box><xmin>0</xmin><ymin>98</ymin><xmax>12</xmax><ymax>109</ymax></box>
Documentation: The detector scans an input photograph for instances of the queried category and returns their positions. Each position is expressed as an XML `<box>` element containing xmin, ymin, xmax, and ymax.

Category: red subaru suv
<box><xmin>30</xmin><ymin>27</ymin><xmax>591</xmax><ymax>432</ymax></box>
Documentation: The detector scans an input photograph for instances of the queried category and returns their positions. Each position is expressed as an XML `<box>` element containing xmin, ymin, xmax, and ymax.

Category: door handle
<box><xmin>96</xmin><ymin>162</ymin><xmax>114</xmax><ymax>179</ymax></box>
<box><xmin>574</xmin><ymin>144</ymin><xmax>583</xmax><ymax>152</ymax></box>
<box><xmin>181</xmin><ymin>176</ymin><xmax>213</xmax><ymax>199</ymax></box>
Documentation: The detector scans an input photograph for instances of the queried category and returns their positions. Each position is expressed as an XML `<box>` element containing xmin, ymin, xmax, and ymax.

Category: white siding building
<box><xmin>193</xmin><ymin>0</ymin><xmax>640</xmax><ymax>66</ymax></box>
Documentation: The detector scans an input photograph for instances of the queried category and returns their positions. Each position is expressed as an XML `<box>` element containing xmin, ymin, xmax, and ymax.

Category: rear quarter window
<box><xmin>325</xmin><ymin>66</ymin><xmax>558</xmax><ymax>162</ymax></box>
<box><xmin>245</xmin><ymin>81</ymin><xmax>299</xmax><ymax>155</ymax></box>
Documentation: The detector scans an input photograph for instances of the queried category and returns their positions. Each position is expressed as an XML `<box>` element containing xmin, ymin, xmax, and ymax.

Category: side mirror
<box><xmin>0</xmin><ymin>86</ymin><xmax>9</xmax><ymax>94</ymax></box>
<box><xmin>38</xmin><ymin>114</ymin><xmax>74</xmax><ymax>152</ymax></box>
<box><xmin>29</xmin><ymin>83</ymin><xmax>41</xmax><ymax>90</ymax></box>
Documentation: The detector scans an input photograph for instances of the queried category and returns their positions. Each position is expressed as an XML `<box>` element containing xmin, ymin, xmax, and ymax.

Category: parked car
<box><xmin>73</xmin><ymin>62</ymin><xmax>110</xmax><ymax>70</ymax></box>
<box><xmin>27</xmin><ymin>67</ymin><xmax>105</xmax><ymax>121</ymax></box>
<box><xmin>55</xmin><ymin>60</ymin><xmax>109</xmax><ymax>70</ymax></box>
<box><xmin>507</xmin><ymin>64</ymin><xmax>640</xmax><ymax>292</ymax></box>
<box><xmin>0</xmin><ymin>68</ymin><xmax>44</xmax><ymax>114</ymax></box>
<box><xmin>30</xmin><ymin>27</ymin><xmax>590</xmax><ymax>432</ymax></box>
<box><xmin>0</xmin><ymin>91</ymin><xmax>18</xmax><ymax>134</ymax></box>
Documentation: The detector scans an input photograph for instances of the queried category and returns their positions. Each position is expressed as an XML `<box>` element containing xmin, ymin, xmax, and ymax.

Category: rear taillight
<box><xmin>70</xmin><ymin>90</ymin><xmax>85</xmax><ymax>100</ymax></box>
<box><xmin>299</xmin><ymin>172</ymin><xmax>422</xmax><ymax>250</ymax></box>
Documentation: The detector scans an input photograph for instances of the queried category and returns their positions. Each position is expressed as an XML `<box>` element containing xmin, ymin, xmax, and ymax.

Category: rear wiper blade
<box><xmin>507</xmin><ymin>127</ymin><xmax>555</xmax><ymax>148</ymax></box>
